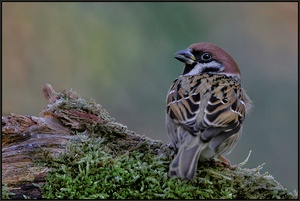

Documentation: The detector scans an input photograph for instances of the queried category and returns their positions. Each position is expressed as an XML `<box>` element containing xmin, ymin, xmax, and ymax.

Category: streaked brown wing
<box><xmin>166</xmin><ymin>76</ymin><xmax>246</xmax><ymax>150</ymax></box>
<box><xmin>166</xmin><ymin>78</ymin><xmax>201</xmax><ymax>134</ymax></box>
<box><xmin>200</xmin><ymin>84</ymin><xmax>246</xmax><ymax>149</ymax></box>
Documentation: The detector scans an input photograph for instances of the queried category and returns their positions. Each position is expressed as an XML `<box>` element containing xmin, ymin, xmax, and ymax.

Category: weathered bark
<box><xmin>2</xmin><ymin>85</ymin><xmax>69</xmax><ymax>198</ymax></box>
<box><xmin>2</xmin><ymin>84</ymin><xmax>133</xmax><ymax>199</ymax></box>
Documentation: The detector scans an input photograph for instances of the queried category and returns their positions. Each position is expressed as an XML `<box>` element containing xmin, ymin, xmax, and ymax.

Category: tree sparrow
<box><xmin>166</xmin><ymin>42</ymin><xmax>252</xmax><ymax>179</ymax></box>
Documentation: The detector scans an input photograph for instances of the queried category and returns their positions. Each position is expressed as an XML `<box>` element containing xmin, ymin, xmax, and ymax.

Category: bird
<box><xmin>165</xmin><ymin>42</ymin><xmax>252</xmax><ymax>180</ymax></box>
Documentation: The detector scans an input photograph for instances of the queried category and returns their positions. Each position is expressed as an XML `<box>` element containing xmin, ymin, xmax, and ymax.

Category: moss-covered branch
<box><xmin>1</xmin><ymin>84</ymin><xmax>298</xmax><ymax>199</ymax></box>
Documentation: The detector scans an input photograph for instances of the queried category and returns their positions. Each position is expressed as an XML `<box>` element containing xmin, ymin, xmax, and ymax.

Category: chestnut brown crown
<box><xmin>175</xmin><ymin>42</ymin><xmax>240</xmax><ymax>77</ymax></box>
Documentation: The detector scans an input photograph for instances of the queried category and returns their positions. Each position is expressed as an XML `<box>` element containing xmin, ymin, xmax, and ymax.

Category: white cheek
<box><xmin>202</xmin><ymin>60</ymin><xmax>223</xmax><ymax>69</ymax></box>
<box><xmin>184</xmin><ymin>61</ymin><xmax>223</xmax><ymax>76</ymax></box>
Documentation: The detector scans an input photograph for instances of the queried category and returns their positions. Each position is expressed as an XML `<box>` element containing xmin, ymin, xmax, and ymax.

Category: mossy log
<box><xmin>1</xmin><ymin>84</ymin><xmax>298</xmax><ymax>199</ymax></box>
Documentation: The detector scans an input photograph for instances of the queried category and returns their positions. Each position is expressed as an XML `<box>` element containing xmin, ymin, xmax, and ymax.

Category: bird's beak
<box><xmin>175</xmin><ymin>48</ymin><xmax>196</xmax><ymax>65</ymax></box>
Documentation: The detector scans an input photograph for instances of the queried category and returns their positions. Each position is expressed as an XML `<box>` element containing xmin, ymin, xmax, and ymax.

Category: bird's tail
<box><xmin>169</xmin><ymin>131</ymin><xmax>204</xmax><ymax>180</ymax></box>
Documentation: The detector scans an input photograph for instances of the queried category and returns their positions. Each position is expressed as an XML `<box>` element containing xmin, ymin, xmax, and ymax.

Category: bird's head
<box><xmin>175</xmin><ymin>42</ymin><xmax>240</xmax><ymax>78</ymax></box>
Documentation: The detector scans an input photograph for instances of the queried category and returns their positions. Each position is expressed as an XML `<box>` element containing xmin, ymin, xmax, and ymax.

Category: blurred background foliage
<box><xmin>2</xmin><ymin>2</ymin><xmax>298</xmax><ymax>191</ymax></box>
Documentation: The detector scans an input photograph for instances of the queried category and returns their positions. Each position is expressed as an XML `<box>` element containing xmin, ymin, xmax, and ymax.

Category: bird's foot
<box><xmin>216</xmin><ymin>155</ymin><xmax>237</xmax><ymax>170</ymax></box>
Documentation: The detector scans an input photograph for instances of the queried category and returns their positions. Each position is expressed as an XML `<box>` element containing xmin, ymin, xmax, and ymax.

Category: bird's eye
<box><xmin>201</xmin><ymin>52</ymin><xmax>212</xmax><ymax>61</ymax></box>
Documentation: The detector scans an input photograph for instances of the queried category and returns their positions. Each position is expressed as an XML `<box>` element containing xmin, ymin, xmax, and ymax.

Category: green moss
<box><xmin>42</xmin><ymin>133</ymin><xmax>298</xmax><ymax>199</ymax></box>
<box><xmin>2</xmin><ymin>184</ymin><xmax>15</xmax><ymax>199</ymax></box>
<box><xmin>39</xmin><ymin>88</ymin><xmax>297</xmax><ymax>199</ymax></box>
<box><xmin>42</xmin><ymin>133</ymin><xmax>169</xmax><ymax>199</ymax></box>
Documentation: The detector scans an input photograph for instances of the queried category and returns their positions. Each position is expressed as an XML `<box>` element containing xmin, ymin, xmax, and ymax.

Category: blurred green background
<box><xmin>3</xmin><ymin>2</ymin><xmax>298</xmax><ymax>191</ymax></box>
